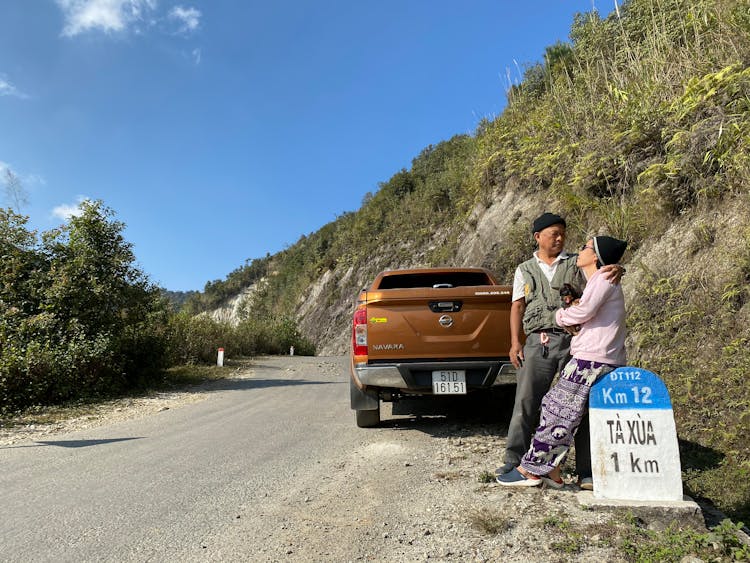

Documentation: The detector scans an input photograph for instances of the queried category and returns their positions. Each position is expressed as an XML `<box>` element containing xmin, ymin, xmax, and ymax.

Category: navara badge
<box><xmin>439</xmin><ymin>315</ymin><xmax>454</xmax><ymax>328</ymax></box>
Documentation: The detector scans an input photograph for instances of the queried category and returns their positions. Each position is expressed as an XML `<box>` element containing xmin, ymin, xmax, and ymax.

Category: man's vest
<box><xmin>519</xmin><ymin>254</ymin><xmax>586</xmax><ymax>335</ymax></box>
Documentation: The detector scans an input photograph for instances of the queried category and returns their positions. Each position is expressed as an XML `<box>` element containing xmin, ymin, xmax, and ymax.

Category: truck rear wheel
<box><xmin>356</xmin><ymin>406</ymin><xmax>380</xmax><ymax>428</ymax></box>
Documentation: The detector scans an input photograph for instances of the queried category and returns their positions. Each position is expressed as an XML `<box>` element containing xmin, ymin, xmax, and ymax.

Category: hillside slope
<box><xmin>202</xmin><ymin>0</ymin><xmax>750</xmax><ymax>523</ymax></box>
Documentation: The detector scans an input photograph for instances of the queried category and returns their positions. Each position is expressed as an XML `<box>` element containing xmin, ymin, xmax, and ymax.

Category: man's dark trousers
<box><xmin>504</xmin><ymin>331</ymin><xmax>591</xmax><ymax>477</ymax></box>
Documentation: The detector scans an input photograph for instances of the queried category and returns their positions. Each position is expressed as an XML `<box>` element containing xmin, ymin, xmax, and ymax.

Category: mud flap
<box><xmin>349</xmin><ymin>378</ymin><xmax>379</xmax><ymax>410</ymax></box>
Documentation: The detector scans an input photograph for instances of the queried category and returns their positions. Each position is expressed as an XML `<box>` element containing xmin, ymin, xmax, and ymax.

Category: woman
<box><xmin>497</xmin><ymin>235</ymin><xmax>628</xmax><ymax>488</ymax></box>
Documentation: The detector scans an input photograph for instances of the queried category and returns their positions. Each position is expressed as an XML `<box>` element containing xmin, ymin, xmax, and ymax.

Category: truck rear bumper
<box><xmin>354</xmin><ymin>360</ymin><xmax>516</xmax><ymax>389</ymax></box>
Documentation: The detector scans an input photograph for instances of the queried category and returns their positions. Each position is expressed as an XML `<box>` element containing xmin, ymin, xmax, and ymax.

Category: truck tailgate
<box><xmin>364</xmin><ymin>286</ymin><xmax>513</xmax><ymax>361</ymax></box>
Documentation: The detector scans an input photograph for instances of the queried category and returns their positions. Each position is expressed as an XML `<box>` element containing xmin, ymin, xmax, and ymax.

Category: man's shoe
<box><xmin>495</xmin><ymin>462</ymin><xmax>516</xmax><ymax>476</ymax></box>
<box><xmin>496</xmin><ymin>467</ymin><xmax>542</xmax><ymax>487</ymax></box>
<box><xmin>578</xmin><ymin>477</ymin><xmax>593</xmax><ymax>491</ymax></box>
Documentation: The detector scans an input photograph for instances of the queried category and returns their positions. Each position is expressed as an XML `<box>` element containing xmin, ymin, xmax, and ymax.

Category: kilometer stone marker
<box><xmin>589</xmin><ymin>367</ymin><xmax>683</xmax><ymax>501</ymax></box>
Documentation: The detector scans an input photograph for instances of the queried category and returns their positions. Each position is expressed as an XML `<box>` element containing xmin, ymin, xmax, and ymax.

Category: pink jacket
<box><xmin>555</xmin><ymin>269</ymin><xmax>626</xmax><ymax>366</ymax></box>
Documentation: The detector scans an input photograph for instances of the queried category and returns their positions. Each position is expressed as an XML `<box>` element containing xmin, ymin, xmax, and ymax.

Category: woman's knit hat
<box><xmin>593</xmin><ymin>236</ymin><xmax>627</xmax><ymax>266</ymax></box>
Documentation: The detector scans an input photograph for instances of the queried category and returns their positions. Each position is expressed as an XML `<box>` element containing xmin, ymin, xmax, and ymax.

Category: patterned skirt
<box><xmin>520</xmin><ymin>358</ymin><xmax>615</xmax><ymax>476</ymax></box>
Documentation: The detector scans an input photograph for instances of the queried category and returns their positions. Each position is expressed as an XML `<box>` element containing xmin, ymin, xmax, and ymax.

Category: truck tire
<box><xmin>356</xmin><ymin>406</ymin><xmax>380</xmax><ymax>428</ymax></box>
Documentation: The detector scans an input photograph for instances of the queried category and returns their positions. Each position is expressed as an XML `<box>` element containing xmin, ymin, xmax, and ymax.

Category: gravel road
<box><xmin>0</xmin><ymin>355</ymin><xmax>700</xmax><ymax>562</ymax></box>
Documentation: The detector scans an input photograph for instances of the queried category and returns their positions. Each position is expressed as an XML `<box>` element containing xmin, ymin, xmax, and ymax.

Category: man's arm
<box><xmin>601</xmin><ymin>264</ymin><xmax>625</xmax><ymax>284</ymax></box>
<box><xmin>509</xmin><ymin>299</ymin><xmax>526</xmax><ymax>369</ymax></box>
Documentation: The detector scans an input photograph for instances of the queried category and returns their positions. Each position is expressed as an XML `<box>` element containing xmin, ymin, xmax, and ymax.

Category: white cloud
<box><xmin>169</xmin><ymin>5</ymin><xmax>201</xmax><ymax>34</ymax></box>
<box><xmin>55</xmin><ymin>0</ymin><xmax>157</xmax><ymax>37</ymax></box>
<box><xmin>192</xmin><ymin>47</ymin><xmax>202</xmax><ymax>65</ymax></box>
<box><xmin>0</xmin><ymin>76</ymin><xmax>28</xmax><ymax>99</ymax></box>
<box><xmin>52</xmin><ymin>197</ymin><xmax>91</xmax><ymax>220</ymax></box>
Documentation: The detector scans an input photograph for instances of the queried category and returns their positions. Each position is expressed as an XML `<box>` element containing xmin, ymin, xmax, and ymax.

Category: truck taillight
<box><xmin>352</xmin><ymin>307</ymin><xmax>367</xmax><ymax>356</ymax></box>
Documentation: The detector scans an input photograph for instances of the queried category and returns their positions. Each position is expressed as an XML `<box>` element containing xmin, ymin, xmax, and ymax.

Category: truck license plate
<box><xmin>432</xmin><ymin>370</ymin><xmax>466</xmax><ymax>394</ymax></box>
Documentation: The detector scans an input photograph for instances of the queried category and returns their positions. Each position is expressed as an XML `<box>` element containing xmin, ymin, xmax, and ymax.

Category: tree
<box><xmin>0</xmin><ymin>208</ymin><xmax>45</xmax><ymax>319</ymax></box>
<box><xmin>40</xmin><ymin>200</ymin><xmax>167</xmax><ymax>387</ymax></box>
<box><xmin>2</xmin><ymin>168</ymin><xmax>29</xmax><ymax>211</ymax></box>
<box><xmin>1</xmin><ymin>200</ymin><xmax>172</xmax><ymax>410</ymax></box>
<box><xmin>42</xmin><ymin>200</ymin><xmax>147</xmax><ymax>333</ymax></box>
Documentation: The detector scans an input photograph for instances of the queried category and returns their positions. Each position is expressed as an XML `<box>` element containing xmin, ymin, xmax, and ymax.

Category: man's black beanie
<box><xmin>532</xmin><ymin>212</ymin><xmax>566</xmax><ymax>235</ymax></box>
<box><xmin>593</xmin><ymin>236</ymin><xmax>628</xmax><ymax>265</ymax></box>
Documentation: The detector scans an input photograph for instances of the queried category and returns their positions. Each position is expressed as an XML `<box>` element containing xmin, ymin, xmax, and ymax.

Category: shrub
<box><xmin>0</xmin><ymin>202</ymin><xmax>171</xmax><ymax>412</ymax></box>
<box><xmin>165</xmin><ymin>313</ymin><xmax>316</xmax><ymax>366</ymax></box>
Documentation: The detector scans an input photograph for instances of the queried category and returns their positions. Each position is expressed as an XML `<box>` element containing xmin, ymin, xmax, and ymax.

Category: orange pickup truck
<box><xmin>349</xmin><ymin>267</ymin><xmax>516</xmax><ymax>427</ymax></box>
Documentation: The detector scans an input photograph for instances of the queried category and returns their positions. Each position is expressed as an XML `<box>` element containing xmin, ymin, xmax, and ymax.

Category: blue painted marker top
<box><xmin>589</xmin><ymin>366</ymin><xmax>673</xmax><ymax>410</ymax></box>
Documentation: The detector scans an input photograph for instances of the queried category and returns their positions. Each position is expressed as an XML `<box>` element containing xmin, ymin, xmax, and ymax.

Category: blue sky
<box><xmin>1</xmin><ymin>1</ymin><xmax>604</xmax><ymax>292</ymax></box>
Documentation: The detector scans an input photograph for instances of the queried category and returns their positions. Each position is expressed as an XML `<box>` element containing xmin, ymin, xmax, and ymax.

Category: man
<box><xmin>496</xmin><ymin>213</ymin><xmax>622</xmax><ymax>489</ymax></box>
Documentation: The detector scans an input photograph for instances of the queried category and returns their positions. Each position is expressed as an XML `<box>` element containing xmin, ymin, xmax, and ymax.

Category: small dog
<box><xmin>559</xmin><ymin>283</ymin><xmax>581</xmax><ymax>334</ymax></box>
<box><xmin>559</xmin><ymin>283</ymin><xmax>580</xmax><ymax>308</ymax></box>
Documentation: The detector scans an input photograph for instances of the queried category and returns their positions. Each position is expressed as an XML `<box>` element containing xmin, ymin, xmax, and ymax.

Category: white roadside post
<box><xmin>217</xmin><ymin>347</ymin><xmax>224</xmax><ymax>367</ymax></box>
<box><xmin>290</xmin><ymin>346</ymin><xmax>295</xmax><ymax>356</ymax></box>
<box><xmin>589</xmin><ymin>366</ymin><xmax>684</xmax><ymax>501</ymax></box>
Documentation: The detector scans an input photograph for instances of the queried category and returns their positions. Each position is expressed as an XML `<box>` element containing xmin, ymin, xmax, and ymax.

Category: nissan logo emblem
<box><xmin>439</xmin><ymin>315</ymin><xmax>454</xmax><ymax>328</ymax></box>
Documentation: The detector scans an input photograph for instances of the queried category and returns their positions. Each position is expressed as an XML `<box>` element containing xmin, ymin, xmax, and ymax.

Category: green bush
<box><xmin>165</xmin><ymin>313</ymin><xmax>315</xmax><ymax>366</ymax></box>
<box><xmin>165</xmin><ymin>313</ymin><xmax>233</xmax><ymax>365</ymax></box>
<box><xmin>0</xmin><ymin>202</ymin><xmax>170</xmax><ymax>412</ymax></box>
<box><xmin>0</xmin><ymin>323</ymin><xmax>116</xmax><ymax>411</ymax></box>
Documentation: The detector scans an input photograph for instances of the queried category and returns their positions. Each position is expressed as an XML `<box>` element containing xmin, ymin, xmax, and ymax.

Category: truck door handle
<box><xmin>429</xmin><ymin>301</ymin><xmax>462</xmax><ymax>312</ymax></box>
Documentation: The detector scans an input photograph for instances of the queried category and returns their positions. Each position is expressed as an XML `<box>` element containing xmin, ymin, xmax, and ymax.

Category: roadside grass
<box><xmin>539</xmin><ymin>513</ymin><xmax>586</xmax><ymax>554</ymax></box>
<box><xmin>471</xmin><ymin>506</ymin><xmax>750</xmax><ymax>561</ymax></box>
<box><xmin>477</xmin><ymin>470</ymin><xmax>495</xmax><ymax>484</ymax></box>
<box><xmin>0</xmin><ymin>400</ymin><xmax>112</xmax><ymax>429</ymax></box>
<box><xmin>617</xmin><ymin>516</ymin><xmax>750</xmax><ymax>562</ymax></box>
<box><xmin>468</xmin><ymin>507</ymin><xmax>514</xmax><ymax>535</ymax></box>
<box><xmin>0</xmin><ymin>362</ymin><xmax>246</xmax><ymax>430</ymax></box>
